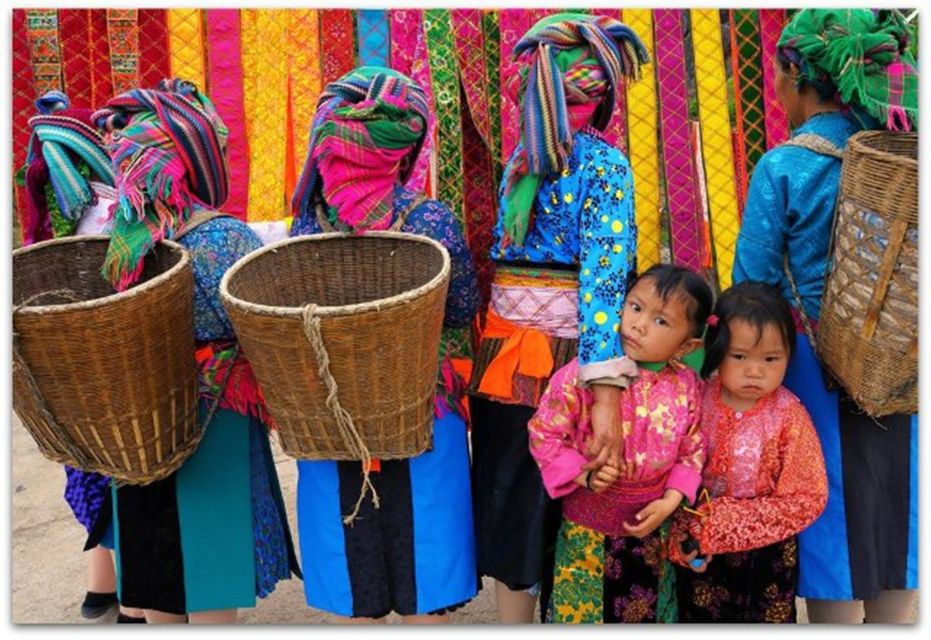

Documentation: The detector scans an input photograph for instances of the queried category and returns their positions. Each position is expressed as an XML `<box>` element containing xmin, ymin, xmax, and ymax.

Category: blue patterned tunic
<box><xmin>491</xmin><ymin>129</ymin><xmax>637</xmax><ymax>372</ymax></box>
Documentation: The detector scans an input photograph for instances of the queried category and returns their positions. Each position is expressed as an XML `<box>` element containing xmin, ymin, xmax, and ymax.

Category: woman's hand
<box><xmin>583</xmin><ymin>385</ymin><xmax>623</xmax><ymax>471</ymax></box>
<box><xmin>623</xmin><ymin>489</ymin><xmax>684</xmax><ymax>539</ymax></box>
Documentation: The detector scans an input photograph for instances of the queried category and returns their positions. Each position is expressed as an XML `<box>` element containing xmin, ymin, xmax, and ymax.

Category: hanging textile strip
<box><xmin>13</xmin><ymin>9</ymin><xmax>38</xmax><ymax>238</ymax></box>
<box><xmin>424</xmin><ymin>9</ymin><xmax>465</xmax><ymax>225</ymax></box>
<box><xmin>728</xmin><ymin>9</ymin><xmax>750</xmax><ymax>207</ymax></box>
<box><xmin>138</xmin><ymin>10</ymin><xmax>171</xmax><ymax>90</ymax></box>
<box><xmin>358</xmin><ymin>9</ymin><xmax>389</xmax><ymax>67</ymax></box>
<box><xmin>690</xmin><ymin>121</ymin><xmax>715</xmax><ymax>272</ymax></box>
<box><xmin>389</xmin><ymin>9</ymin><xmax>435</xmax><ymax>196</ymax></box>
<box><xmin>461</xmin><ymin>83</ymin><xmax>498</xmax><ymax>312</ymax></box>
<box><xmin>591</xmin><ymin>8</ymin><xmax>629</xmax><ymax>153</ymax></box>
<box><xmin>206</xmin><ymin>9</ymin><xmax>250</xmax><ymax>220</ymax></box>
<box><xmin>499</xmin><ymin>9</ymin><xmax>533</xmax><ymax>163</ymax></box>
<box><xmin>287</xmin><ymin>10</ymin><xmax>322</xmax><ymax>203</ymax></box>
<box><xmin>482</xmin><ymin>10</ymin><xmax>503</xmax><ymax>177</ymax></box>
<box><xmin>759</xmin><ymin>9</ymin><xmax>791</xmax><ymax>149</ymax></box>
<box><xmin>390</xmin><ymin>9</ymin><xmax>419</xmax><ymax>76</ymax></box>
<box><xmin>59</xmin><ymin>10</ymin><xmax>112</xmax><ymax>109</ymax></box>
<box><xmin>654</xmin><ymin>9</ymin><xmax>702</xmax><ymax>271</ymax></box>
<box><xmin>167</xmin><ymin>9</ymin><xmax>206</xmax><ymax>92</ymax></box>
<box><xmin>451</xmin><ymin>9</ymin><xmax>494</xmax><ymax>153</ymax></box>
<box><xmin>107</xmin><ymin>9</ymin><xmax>139</xmax><ymax>95</ymax></box>
<box><xmin>240</xmin><ymin>10</ymin><xmax>258</xmax><ymax>145</ymax></box>
<box><xmin>26</xmin><ymin>9</ymin><xmax>63</xmax><ymax>97</ymax></box>
<box><xmin>690</xmin><ymin>8</ymin><xmax>741</xmax><ymax>291</ymax></box>
<box><xmin>730</xmin><ymin>9</ymin><xmax>767</xmax><ymax>208</ymax></box>
<box><xmin>242</xmin><ymin>9</ymin><xmax>289</xmax><ymax>221</ymax></box>
<box><xmin>623</xmin><ymin>9</ymin><xmax>662</xmax><ymax>272</ymax></box>
<box><xmin>320</xmin><ymin>10</ymin><xmax>355</xmax><ymax>86</ymax></box>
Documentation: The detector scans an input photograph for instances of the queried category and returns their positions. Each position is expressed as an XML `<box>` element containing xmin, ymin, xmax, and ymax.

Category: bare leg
<box><xmin>400</xmin><ymin>614</ymin><xmax>449</xmax><ymax>624</ymax></box>
<box><xmin>86</xmin><ymin>546</ymin><xmax>115</xmax><ymax>592</ymax></box>
<box><xmin>144</xmin><ymin>609</ymin><xmax>187</xmax><ymax>624</ymax></box>
<box><xmin>863</xmin><ymin>590</ymin><xmax>918</xmax><ymax>624</ymax></box>
<box><xmin>805</xmin><ymin>599</ymin><xmax>865</xmax><ymax>624</ymax></box>
<box><xmin>119</xmin><ymin>605</ymin><xmax>146</xmax><ymax>618</ymax></box>
<box><xmin>188</xmin><ymin>609</ymin><xmax>238</xmax><ymax>624</ymax></box>
<box><xmin>495</xmin><ymin>580</ymin><xmax>537</xmax><ymax>624</ymax></box>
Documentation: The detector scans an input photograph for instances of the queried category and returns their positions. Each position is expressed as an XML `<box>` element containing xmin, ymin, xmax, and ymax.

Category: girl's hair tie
<box><xmin>707</xmin><ymin>314</ymin><xmax>720</xmax><ymax>328</ymax></box>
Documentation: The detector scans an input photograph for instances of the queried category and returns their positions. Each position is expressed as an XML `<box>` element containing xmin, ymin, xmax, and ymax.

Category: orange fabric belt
<box><xmin>477</xmin><ymin>309</ymin><xmax>555</xmax><ymax>400</ymax></box>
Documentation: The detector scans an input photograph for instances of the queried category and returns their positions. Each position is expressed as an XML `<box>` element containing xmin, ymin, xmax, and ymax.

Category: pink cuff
<box><xmin>665</xmin><ymin>464</ymin><xmax>702</xmax><ymax>504</ymax></box>
<box><xmin>539</xmin><ymin>449</ymin><xmax>589</xmax><ymax>499</ymax></box>
<box><xmin>578</xmin><ymin>356</ymin><xmax>639</xmax><ymax>387</ymax></box>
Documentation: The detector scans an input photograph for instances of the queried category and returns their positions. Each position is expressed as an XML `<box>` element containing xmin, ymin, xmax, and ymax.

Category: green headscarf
<box><xmin>778</xmin><ymin>9</ymin><xmax>918</xmax><ymax>131</ymax></box>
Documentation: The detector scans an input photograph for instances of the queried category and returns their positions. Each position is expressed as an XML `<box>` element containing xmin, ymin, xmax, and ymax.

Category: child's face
<box><xmin>718</xmin><ymin>319</ymin><xmax>790</xmax><ymax>409</ymax></box>
<box><xmin>620</xmin><ymin>278</ymin><xmax>699</xmax><ymax>363</ymax></box>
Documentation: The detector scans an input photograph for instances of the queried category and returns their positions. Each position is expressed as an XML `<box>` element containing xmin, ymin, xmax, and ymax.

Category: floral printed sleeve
<box><xmin>527</xmin><ymin>360</ymin><xmax>589</xmax><ymax>499</ymax></box>
<box><xmin>695</xmin><ymin>402</ymin><xmax>828</xmax><ymax>555</ymax></box>
<box><xmin>665</xmin><ymin>377</ymin><xmax>706</xmax><ymax>504</ymax></box>
<box><xmin>576</xmin><ymin>146</ymin><xmax>638</xmax><ymax>387</ymax></box>
<box><xmin>404</xmin><ymin>197</ymin><xmax>479</xmax><ymax>329</ymax></box>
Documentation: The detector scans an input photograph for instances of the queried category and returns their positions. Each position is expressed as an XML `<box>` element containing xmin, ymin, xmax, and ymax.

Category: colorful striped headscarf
<box><xmin>290</xmin><ymin>66</ymin><xmax>430</xmax><ymax>232</ymax></box>
<box><xmin>92</xmin><ymin>79</ymin><xmax>229</xmax><ymax>290</ymax></box>
<box><xmin>779</xmin><ymin>9</ymin><xmax>918</xmax><ymax>131</ymax></box>
<box><xmin>23</xmin><ymin>92</ymin><xmax>115</xmax><ymax>245</ymax></box>
<box><xmin>502</xmin><ymin>13</ymin><xmax>650</xmax><ymax>246</ymax></box>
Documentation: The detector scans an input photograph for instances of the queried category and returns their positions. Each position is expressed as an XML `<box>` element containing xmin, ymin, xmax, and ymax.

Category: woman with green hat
<box><xmin>730</xmin><ymin>9</ymin><xmax>918</xmax><ymax>623</ymax></box>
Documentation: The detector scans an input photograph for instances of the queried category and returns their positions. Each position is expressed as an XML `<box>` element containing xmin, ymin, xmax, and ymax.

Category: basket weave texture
<box><xmin>220</xmin><ymin>231</ymin><xmax>451</xmax><ymax>460</ymax></box>
<box><xmin>12</xmin><ymin>236</ymin><xmax>200</xmax><ymax>484</ymax></box>
<box><xmin>818</xmin><ymin>131</ymin><xmax>917</xmax><ymax>416</ymax></box>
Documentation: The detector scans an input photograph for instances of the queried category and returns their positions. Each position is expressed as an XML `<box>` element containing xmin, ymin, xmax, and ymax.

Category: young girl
<box><xmin>671</xmin><ymin>281</ymin><xmax>828</xmax><ymax>623</ymax></box>
<box><xmin>528</xmin><ymin>264</ymin><xmax>713</xmax><ymax>623</ymax></box>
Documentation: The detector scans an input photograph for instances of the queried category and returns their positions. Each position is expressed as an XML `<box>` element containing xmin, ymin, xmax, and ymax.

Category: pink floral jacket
<box><xmin>528</xmin><ymin>358</ymin><xmax>706</xmax><ymax>535</ymax></box>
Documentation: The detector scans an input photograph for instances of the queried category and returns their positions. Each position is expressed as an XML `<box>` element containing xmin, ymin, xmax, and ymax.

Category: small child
<box><xmin>528</xmin><ymin>264</ymin><xmax>713</xmax><ymax>623</ymax></box>
<box><xmin>671</xmin><ymin>281</ymin><xmax>828</xmax><ymax>623</ymax></box>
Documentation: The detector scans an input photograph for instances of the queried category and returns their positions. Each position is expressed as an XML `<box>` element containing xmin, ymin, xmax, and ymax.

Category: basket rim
<box><xmin>848</xmin><ymin>130</ymin><xmax>918</xmax><ymax>169</ymax></box>
<box><xmin>219</xmin><ymin>231</ymin><xmax>452</xmax><ymax>319</ymax></box>
<box><xmin>12</xmin><ymin>235</ymin><xmax>191</xmax><ymax>315</ymax></box>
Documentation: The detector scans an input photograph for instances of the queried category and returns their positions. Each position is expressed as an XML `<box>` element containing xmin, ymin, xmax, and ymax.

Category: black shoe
<box><xmin>116</xmin><ymin>613</ymin><xmax>147</xmax><ymax>624</ymax></box>
<box><xmin>80</xmin><ymin>591</ymin><xmax>118</xmax><ymax>619</ymax></box>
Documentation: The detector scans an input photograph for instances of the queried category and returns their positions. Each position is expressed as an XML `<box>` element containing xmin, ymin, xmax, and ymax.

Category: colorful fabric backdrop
<box><xmin>13</xmin><ymin>8</ymin><xmax>863</xmax><ymax>293</ymax></box>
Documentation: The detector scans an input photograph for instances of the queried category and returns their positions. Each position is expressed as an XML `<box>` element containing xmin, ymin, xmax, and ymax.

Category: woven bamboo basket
<box><xmin>817</xmin><ymin>131</ymin><xmax>917</xmax><ymax>416</ymax></box>
<box><xmin>12</xmin><ymin>236</ymin><xmax>200</xmax><ymax>484</ymax></box>
<box><xmin>220</xmin><ymin>231</ymin><xmax>450</xmax><ymax>460</ymax></box>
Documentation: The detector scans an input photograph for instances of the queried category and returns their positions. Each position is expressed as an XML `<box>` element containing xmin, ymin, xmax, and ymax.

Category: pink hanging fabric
<box><xmin>206</xmin><ymin>9</ymin><xmax>250</xmax><ymax>219</ymax></box>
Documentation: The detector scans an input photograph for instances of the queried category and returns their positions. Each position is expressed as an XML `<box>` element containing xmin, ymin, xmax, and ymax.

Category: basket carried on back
<box><xmin>220</xmin><ymin>231</ymin><xmax>450</xmax><ymax>461</ymax></box>
<box><xmin>817</xmin><ymin>131</ymin><xmax>917</xmax><ymax>416</ymax></box>
<box><xmin>12</xmin><ymin>236</ymin><xmax>200</xmax><ymax>484</ymax></box>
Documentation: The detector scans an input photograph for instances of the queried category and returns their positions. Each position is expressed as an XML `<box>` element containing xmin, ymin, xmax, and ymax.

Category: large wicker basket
<box><xmin>12</xmin><ymin>236</ymin><xmax>200</xmax><ymax>484</ymax></box>
<box><xmin>220</xmin><ymin>231</ymin><xmax>450</xmax><ymax>460</ymax></box>
<box><xmin>817</xmin><ymin>131</ymin><xmax>917</xmax><ymax>416</ymax></box>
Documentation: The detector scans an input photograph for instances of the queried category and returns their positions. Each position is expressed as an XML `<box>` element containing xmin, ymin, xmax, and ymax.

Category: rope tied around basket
<box><xmin>302</xmin><ymin>303</ymin><xmax>380</xmax><ymax>525</ymax></box>
<box><xmin>12</xmin><ymin>288</ymin><xmax>93</xmax><ymax>469</ymax></box>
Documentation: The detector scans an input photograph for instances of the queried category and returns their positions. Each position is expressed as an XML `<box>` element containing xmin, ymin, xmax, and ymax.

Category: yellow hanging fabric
<box><xmin>690</xmin><ymin>9</ymin><xmax>741</xmax><ymax>290</ymax></box>
<box><xmin>287</xmin><ymin>10</ymin><xmax>322</xmax><ymax>200</ymax></box>
<box><xmin>167</xmin><ymin>9</ymin><xmax>206</xmax><ymax>91</ymax></box>
<box><xmin>243</xmin><ymin>9</ymin><xmax>289</xmax><ymax>221</ymax></box>
<box><xmin>623</xmin><ymin>9</ymin><xmax>662</xmax><ymax>272</ymax></box>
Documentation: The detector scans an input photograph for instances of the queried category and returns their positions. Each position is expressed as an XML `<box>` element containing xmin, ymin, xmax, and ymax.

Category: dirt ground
<box><xmin>12</xmin><ymin>412</ymin><xmax>914</xmax><ymax>625</ymax></box>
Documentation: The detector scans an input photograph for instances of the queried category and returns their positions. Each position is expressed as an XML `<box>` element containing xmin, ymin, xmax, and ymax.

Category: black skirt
<box><xmin>469</xmin><ymin>396</ymin><xmax>562</xmax><ymax>597</ymax></box>
<box><xmin>676</xmin><ymin>537</ymin><xmax>799</xmax><ymax>623</ymax></box>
